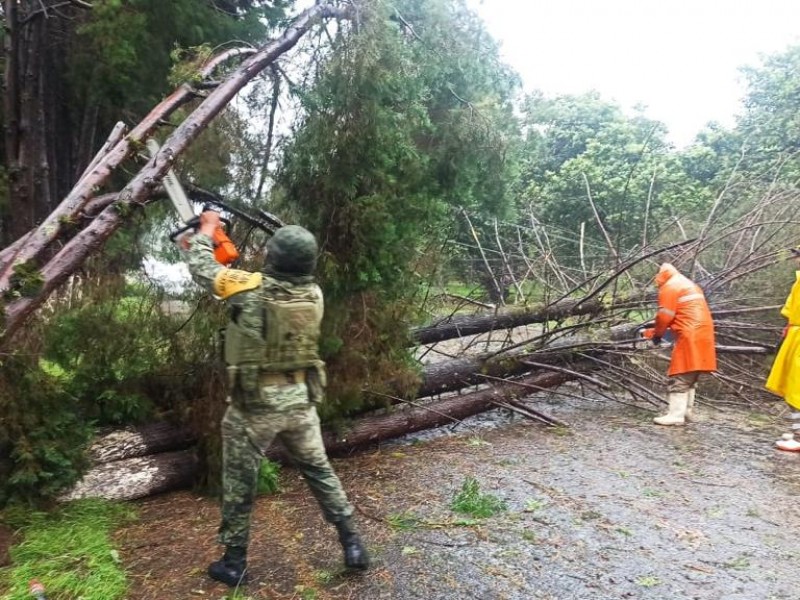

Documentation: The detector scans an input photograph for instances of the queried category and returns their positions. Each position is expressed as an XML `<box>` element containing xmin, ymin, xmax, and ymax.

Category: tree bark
<box><xmin>2</xmin><ymin>1</ymin><xmax>89</xmax><ymax>244</ymax></box>
<box><xmin>316</xmin><ymin>370</ymin><xmax>574</xmax><ymax>456</ymax></box>
<box><xmin>414</xmin><ymin>348</ymin><xmax>578</xmax><ymax>398</ymax></box>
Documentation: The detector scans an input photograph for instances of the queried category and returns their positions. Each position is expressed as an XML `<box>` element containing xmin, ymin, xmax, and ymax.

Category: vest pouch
<box><xmin>233</xmin><ymin>365</ymin><xmax>260</xmax><ymax>410</ymax></box>
<box><xmin>306</xmin><ymin>363</ymin><xmax>327</xmax><ymax>404</ymax></box>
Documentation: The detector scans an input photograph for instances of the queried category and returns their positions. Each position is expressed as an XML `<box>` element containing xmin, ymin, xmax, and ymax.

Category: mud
<box><xmin>113</xmin><ymin>389</ymin><xmax>800</xmax><ymax>600</ymax></box>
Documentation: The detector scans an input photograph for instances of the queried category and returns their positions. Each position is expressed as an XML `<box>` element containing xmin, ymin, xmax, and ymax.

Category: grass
<box><xmin>387</xmin><ymin>511</ymin><xmax>421</xmax><ymax>530</ymax></box>
<box><xmin>521</xmin><ymin>529</ymin><xmax>537</xmax><ymax>542</ymax></box>
<box><xmin>450</xmin><ymin>477</ymin><xmax>507</xmax><ymax>519</ymax></box>
<box><xmin>724</xmin><ymin>555</ymin><xmax>751</xmax><ymax>570</ymax></box>
<box><xmin>636</xmin><ymin>575</ymin><xmax>661</xmax><ymax>587</ymax></box>
<box><xmin>523</xmin><ymin>498</ymin><xmax>545</xmax><ymax>513</ymax></box>
<box><xmin>0</xmin><ymin>499</ymin><xmax>136</xmax><ymax>600</ymax></box>
<box><xmin>294</xmin><ymin>584</ymin><xmax>319</xmax><ymax>599</ymax></box>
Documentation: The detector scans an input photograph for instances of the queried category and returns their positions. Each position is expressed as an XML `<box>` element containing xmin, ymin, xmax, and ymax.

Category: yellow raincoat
<box><xmin>766</xmin><ymin>271</ymin><xmax>800</xmax><ymax>409</ymax></box>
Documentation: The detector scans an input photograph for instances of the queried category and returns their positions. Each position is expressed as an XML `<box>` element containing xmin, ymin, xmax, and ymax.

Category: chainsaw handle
<box><xmin>200</xmin><ymin>205</ymin><xmax>239</xmax><ymax>265</ymax></box>
<box><xmin>171</xmin><ymin>213</ymin><xmax>239</xmax><ymax>266</ymax></box>
<box><xmin>169</xmin><ymin>218</ymin><xmax>199</xmax><ymax>242</ymax></box>
<box><xmin>211</xmin><ymin>226</ymin><xmax>240</xmax><ymax>266</ymax></box>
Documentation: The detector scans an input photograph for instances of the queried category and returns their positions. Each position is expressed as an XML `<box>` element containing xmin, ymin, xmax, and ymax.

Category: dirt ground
<box><xmin>115</xmin><ymin>391</ymin><xmax>800</xmax><ymax>600</ymax></box>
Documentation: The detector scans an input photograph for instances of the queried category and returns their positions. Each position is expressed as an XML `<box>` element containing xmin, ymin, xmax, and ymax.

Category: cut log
<box><xmin>59</xmin><ymin>449</ymin><xmax>197</xmax><ymax>502</ymax></box>
<box><xmin>86</xmin><ymin>422</ymin><xmax>195</xmax><ymax>464</ymax></box>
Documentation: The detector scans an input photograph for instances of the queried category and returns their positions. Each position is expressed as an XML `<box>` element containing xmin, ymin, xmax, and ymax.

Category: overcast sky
<box><xmin>466</xmin><ymin>0</ymin><xmax>800</xmax><ymax>147</ymax></box>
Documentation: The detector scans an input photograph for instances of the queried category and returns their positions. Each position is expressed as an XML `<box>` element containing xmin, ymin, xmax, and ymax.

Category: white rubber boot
<box><xmin>653</xmin><ymin>392</ymin><xmax>688</xmax><ymax>426</ymax></box>
<box><xmin>775</xmin><ymin>433</ymin><xmax>800</xmax><ymax>452</ymax></box>
<box><xmin>685</xmin><ymin>389</ymin><xmax>696</xmax><ymax>422</ymax></box>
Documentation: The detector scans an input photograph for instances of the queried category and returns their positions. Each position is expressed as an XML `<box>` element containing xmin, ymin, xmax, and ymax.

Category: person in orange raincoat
<box><xmin>641</xmin><ymin>263</ymin><xmax>717</xmax><ymax>425</ymax></box>
<box><xmin>765</xmin><ymin>247</ymin><xmax>800</xmax><ymax>451</ymax></box>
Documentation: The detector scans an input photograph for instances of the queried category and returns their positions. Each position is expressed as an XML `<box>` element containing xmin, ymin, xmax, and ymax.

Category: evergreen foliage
<box><xmin>0</xmin><ymin>351</ymin><xmax>92</xmax><ymax>505</ymax></box>
<box><xmin>68</xmin><ymin>0</ymin><xmax>286</xmax><ymax>120</ymax></box>
<box><xmin>276</xmin><ymin>0</ymin><xmax>520</xmax><ymax>415</ymax></box>
<box><xmin>0</xmin><ymin>273</ymin><xmax>225</xmax><ymax>504</ymax></box>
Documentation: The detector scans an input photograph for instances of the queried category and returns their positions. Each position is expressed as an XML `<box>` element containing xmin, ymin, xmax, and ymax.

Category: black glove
<box><xmin>651</xmin><ymin>336</ymin><xmax>662</xmax><ymax>346</ymax></box>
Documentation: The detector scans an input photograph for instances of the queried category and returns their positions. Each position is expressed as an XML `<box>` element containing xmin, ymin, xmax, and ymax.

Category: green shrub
<box><xmin>0</xmin><ymin>354</ymin><xmax>92</xmax><ymax>505</ymax></box>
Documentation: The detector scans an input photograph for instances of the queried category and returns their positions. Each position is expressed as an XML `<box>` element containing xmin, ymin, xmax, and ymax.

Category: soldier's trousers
<box><xmin>218</xmin><ymin>395</ymin><xmax>353</xmax><ymax>549</ymax></box>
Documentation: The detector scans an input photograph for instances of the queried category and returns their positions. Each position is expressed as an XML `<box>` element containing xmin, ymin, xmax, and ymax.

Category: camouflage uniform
<box><xmin>185</xmin><ymin>233</ymin><xmax>353</xmax><ymax>551</ymax></box>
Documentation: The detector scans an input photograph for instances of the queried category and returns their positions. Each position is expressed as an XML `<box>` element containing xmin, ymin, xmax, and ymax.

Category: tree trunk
<box><xmin>86</xmin><ymin>422</ymin><xmax>196</xmax><ymax>464</ymax></box>
<box><xmin>62</xmin><ymin>369</ymin><xmax>573</xmax><ymax>502</ymax></box>
<box><xmin>414</xmin><ymin>348</ymin><xmax>576</xmax><ymax>398</ymax></box>
<box><xmin>59</xmin><ymin>450</ymin><xmax>197</xmax><ymax>502</ymax></box>
<box><xmin>316</xmin><ymin>370</ymin><xmax>574</xmax><ymax>456</ymax></box>
<box><xmin>411</xmin><ymin>298</ymin><xmax>603</xmax><ymax>345</ymax></box>
<box><xmin>2</xmin><ymin>1</ymin><xmax>88</xmax><ymax>245</ymax></box>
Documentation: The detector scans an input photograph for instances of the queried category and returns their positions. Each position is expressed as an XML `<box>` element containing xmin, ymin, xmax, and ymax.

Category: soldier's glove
<box><xmin>651</xmin><ymin>336</ymin><xmax>662</xmax><ymax>346</ymax></box>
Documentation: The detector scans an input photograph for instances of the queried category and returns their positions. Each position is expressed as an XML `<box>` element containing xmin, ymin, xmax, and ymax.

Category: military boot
<box><xmin>208</xmin><ymin>546</ymin><xmax>248</xmax><ymax>587</ymax></box>
<box><xmin>335</xmin><ymin>517</ymin><xmax>370</xmax><ymax>570</ymax></box>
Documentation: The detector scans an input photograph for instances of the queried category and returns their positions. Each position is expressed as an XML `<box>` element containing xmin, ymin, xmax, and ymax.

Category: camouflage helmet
<box><xmin>265</xmin><ymin>225</ymin><xmax>318</xmax><ymax>276</ymax></box>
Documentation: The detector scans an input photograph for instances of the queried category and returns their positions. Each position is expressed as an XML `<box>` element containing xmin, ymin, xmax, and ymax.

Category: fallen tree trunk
<box><xmin>411</xmin><ymin>300</ymin><xmax>782</xmax><ymax>348</ymax></box>
<box><xmin>60</xmin><ymin>331</ymin><xmax>772</xmax><ymax>503</ymax></box>
<box><xmin>411</xmin><ymin>298</ymin><xmax>603</xmax><ymax>345</ymax></box>
<box><xmin>59</xmin><ymin>450</ymin><xmax>197</xmax><ymax>502</ymax></box>
<box><xmin>86</xmin><ymin>422</ymin><xmax>196</xmax><ymax>464</ymax></box>
<box><xmin>415</xmin><ymin>348</ymin><xmax>579</xmax><ymax>398</ymax></box>
<box><xmin>62</xmin><ymin>369</ymin><xmax>576</xmax><ymax>502</ymax></box>
<box><xmin>317</xmin><ymin>370</ymin><xmax>576</xmax><ymax>456</ymax></box>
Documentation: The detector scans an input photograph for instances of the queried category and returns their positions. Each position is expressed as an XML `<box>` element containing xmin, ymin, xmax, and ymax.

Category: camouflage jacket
<box><xmin>185</xmin><ymin>234</ymin><xmax>324</xmax><ymax>372</ymax></box>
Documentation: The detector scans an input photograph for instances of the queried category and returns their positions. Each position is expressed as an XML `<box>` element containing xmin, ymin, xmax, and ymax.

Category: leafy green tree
<box><xmin>738</xmin><ymin>45</ymin><xmax>800</xmax><ymax>161</ymax></box>
<box><xmin>519</xmin><ymin>92</ymin><xmax>713</xmax><ymax>264</ymax></box>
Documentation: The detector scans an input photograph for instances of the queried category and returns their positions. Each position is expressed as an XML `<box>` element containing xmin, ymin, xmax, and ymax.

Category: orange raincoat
<box><xmin>765</xmin><ymin>271</ymin><xmax>800</xmax><ymax>409</ymax></box>
<box><xmin>642</xmin><ymin>263</ymin><xmax>717</xmax><ymax>376</ymax></box>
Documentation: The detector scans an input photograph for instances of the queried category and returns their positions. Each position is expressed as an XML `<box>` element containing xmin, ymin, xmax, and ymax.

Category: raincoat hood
<box><xmin>655</xmin><ymin>263</ymin><xmax>679</xmax><ymax>287</ymax></box>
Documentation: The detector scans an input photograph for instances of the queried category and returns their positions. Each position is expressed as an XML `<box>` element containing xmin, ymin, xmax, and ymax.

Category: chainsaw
<box><xmin>146</xmin><ymin>139</ymin><xmax>240</xmax><ymax>266</ymax></box>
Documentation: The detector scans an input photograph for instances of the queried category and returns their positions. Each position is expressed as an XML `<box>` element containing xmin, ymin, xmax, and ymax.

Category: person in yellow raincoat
<box><xmin>765</xmin><ymin>246</ymin><xmax>800</xmax><ymax>451</ymax></box>
<box><xmin>641</xmin><ymin>263</ymin><xmax>717</xmax><ymax>425</ymax></box>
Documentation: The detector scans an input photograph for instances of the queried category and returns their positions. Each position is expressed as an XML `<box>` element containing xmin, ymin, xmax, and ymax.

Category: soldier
<box><xmin>183</xmin><ymin>210</ymin><xmax>369</xmax><ymax>587</ymax></box>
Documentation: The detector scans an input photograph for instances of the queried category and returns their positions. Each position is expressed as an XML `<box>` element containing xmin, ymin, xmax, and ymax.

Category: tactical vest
<box><xmin>223</xmin><ymin>275</ymin><xmax>323</xmax><ymax>373</ymax></box>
